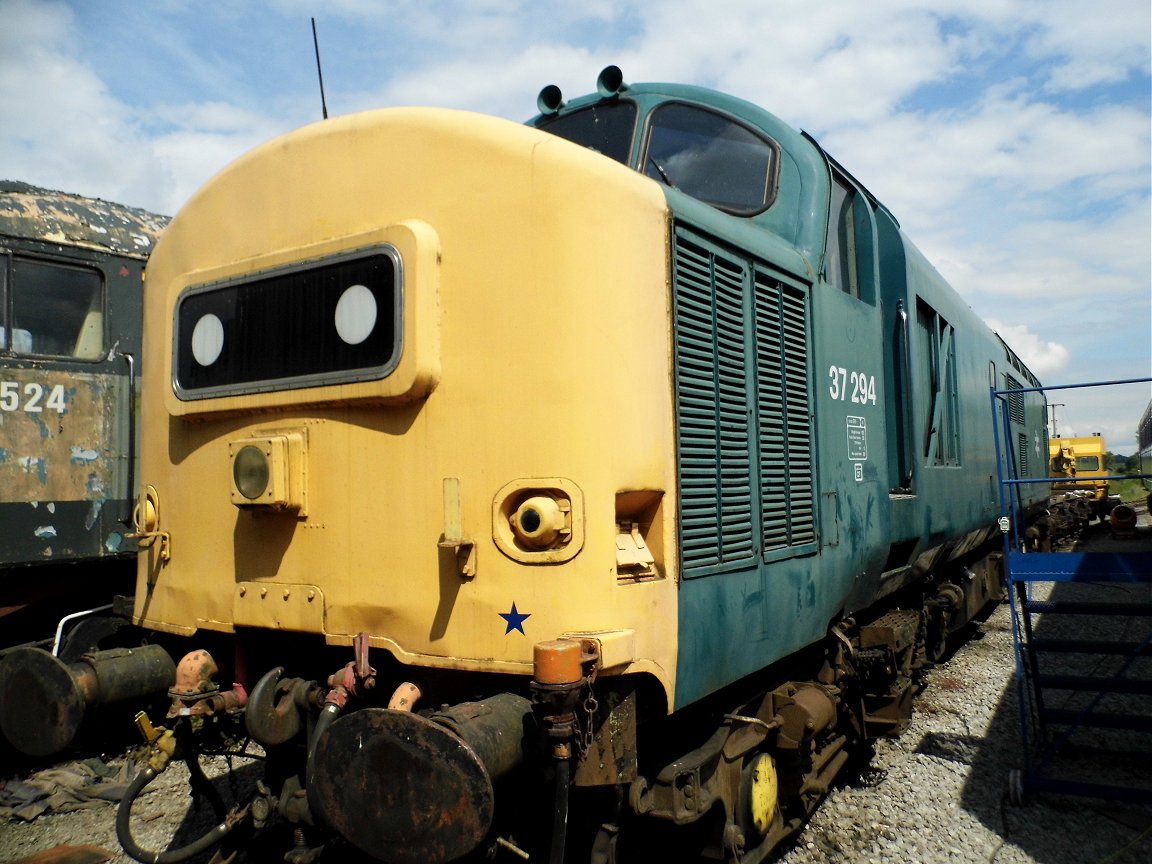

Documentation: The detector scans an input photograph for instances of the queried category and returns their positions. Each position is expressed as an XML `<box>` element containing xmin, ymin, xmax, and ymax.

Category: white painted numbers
<box><xmin>828</xmin><ymin>366</ymin><xmax>876</xmax><ymax>405</ymax></box>
<box><xmin>0</xmin><ymin>381</ymin><xmax>68</xmax><ymax>413</ymax></box>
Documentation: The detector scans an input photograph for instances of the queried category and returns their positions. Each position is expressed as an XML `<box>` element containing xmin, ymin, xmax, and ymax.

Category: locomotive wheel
<box><xmin>925</xmin><ymin>607</ymin><xmax>949</xmax><ymax>663</ymax></box>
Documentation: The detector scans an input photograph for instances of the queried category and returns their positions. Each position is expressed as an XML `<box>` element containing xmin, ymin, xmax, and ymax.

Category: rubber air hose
<box><xmin>310</xmin><ymin>703</ymin><xmax>341</xmax><ymax>761</ymax></box>
<box><xmin>116</xmin><ymin>764</ymin><xmax>233</xmax><ymax>864</ymax></box>
<box><xmin>304</xmin><ymin>701</ymin><xmax>343</xmax><ymax>792</ymax></box>
<box><xmin>549</xmin><ymin>756</ymin><xmax>571</xmax><ymax>864</ymax></box>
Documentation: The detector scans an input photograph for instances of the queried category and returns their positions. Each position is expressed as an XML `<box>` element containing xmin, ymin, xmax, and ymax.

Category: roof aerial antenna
<box><xmin>311</xmin><ymin>17</ymin><xmax>329</xmax><ymax>119</ymax></box>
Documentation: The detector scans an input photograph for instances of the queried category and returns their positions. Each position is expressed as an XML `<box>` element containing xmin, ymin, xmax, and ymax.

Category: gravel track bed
<box><xmin>3</xmin><ymin>525</ymin><xmax>1150</xmax><ymax>864</ymax></box>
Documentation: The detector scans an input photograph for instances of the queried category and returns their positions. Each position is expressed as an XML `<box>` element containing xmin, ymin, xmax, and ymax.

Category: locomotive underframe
<box><xmin>106</xmin><ymin>539</ymin><xmax>1008</xmax><ymax>864</ymax></box>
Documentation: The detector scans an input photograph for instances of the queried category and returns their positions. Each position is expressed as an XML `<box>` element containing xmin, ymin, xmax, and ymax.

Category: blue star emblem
<box><xmin>499</xmin><ymin>602</ymin><xmax>531</xmax><ymax>635</ymax></box>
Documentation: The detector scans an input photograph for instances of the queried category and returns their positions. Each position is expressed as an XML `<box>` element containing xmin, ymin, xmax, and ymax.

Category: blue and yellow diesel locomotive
<box><xmin>117</xmin><ymin>69</ymin><xmax>1047</xmax><ymax>863</ymax></box>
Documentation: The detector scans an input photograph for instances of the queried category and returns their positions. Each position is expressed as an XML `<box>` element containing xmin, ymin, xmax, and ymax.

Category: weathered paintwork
<box><xmin>1</xmin><ymin>182</ymin><xmax>167</xmax><ymax>568</ymax></box>
<box><xmin>525</xmin><ymin>85</ymin><xmax>1048</xmax><ymax>706</ymax></box>
<box><xmin>135</xmin><ymin>109</ymin><xmax>681</xmax><ymax>701</ymax></box>
<box><xmin>0</xmin><ymin>180</ymin><xmax>168</xmax><ymax>256</ymax></box>
<box><xmin>0</xmin><ymin>368</ymin><xmax>129</xmax><ymax>560</ymax></box>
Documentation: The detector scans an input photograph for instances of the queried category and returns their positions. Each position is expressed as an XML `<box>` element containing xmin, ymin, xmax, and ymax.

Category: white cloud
<box><xmin>0</xmin><ymin>0</ymin><xmax>150</xmax><ymax>199</ymax></box>
<box><xmin>1025</xmin><ymin>0</ymin><xmax>1152</xmax><ymax>91</ymax></box>
<box><xmin>355</xmin><ymin>44</ymin><xmax>607</xmax><ymax>121</ymax></box>
<box><xmin>985</xmin><ymin>319</ymin><xmax>1071</xmax><ymax>379</ymax></box>
<box><xmin>0</xmin><ymin>0</ymin><xmax>298</xmax><ymax>213</ymax></box>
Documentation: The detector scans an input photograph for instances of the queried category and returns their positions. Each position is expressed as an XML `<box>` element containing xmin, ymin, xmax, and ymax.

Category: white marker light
<box><xmin>191</xmin><ymin>313</ymin><xmax>224</xmax><ymax>366</ymax></box>
<box><xmin>334</xmin><ymin>284</ymin><xmax>377</xmax><ymax>345</ymax></box>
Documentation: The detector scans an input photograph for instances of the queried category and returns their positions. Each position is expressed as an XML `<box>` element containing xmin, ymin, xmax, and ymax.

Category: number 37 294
<box><xmin>828</xmin><ymin>366</ymin><xmax>877</xmax><ymax>405</ymax></box>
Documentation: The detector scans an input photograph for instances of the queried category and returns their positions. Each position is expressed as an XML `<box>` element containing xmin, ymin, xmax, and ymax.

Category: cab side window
<box><xmin>825</xmin><ymin>176</ymin><xmax>858</xmax><ymax>297</ymax></box>
<box><xmin>2</xmin><ymin>255</ymin><xmax>104</xmax><ymax>359</ymax></box>
<box><xmin>824</xmin><ymin>170</ymin><xmax>879</xmax><ymax>304</ymax></box>
<box><xmin>918</xmin><ymin>299</ymin><xmax>960</xmax><ymax>465</ymax></box>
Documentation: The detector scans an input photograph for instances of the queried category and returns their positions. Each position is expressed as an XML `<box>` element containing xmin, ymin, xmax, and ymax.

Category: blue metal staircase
<box><xmin>992</xmin><ymin>377</ymin><xmax>1152</xmax><ymax>804</ymax></box>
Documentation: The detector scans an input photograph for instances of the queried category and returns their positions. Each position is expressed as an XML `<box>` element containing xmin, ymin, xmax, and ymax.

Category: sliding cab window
<box><xmin>825</xmin><ymin>176</ymin><xmax>858</xmax><ymax>298</ymax></box>
<box><xmin>918</xmin><ymin>299</ymin><xmax>960</xmax><ymax>466</ymax></box>
<box><xmin>824</xmin><ymin>171</ymin><xmax>879</xmax><ymax>303</ymax></box>
<box><xmin>643</xmin><ymin>103</ymin><xmax>777</xmax><ymax>214</ymax></box>
<box><xmin>0</xmin><ymin>254</ymin><xmax>104</xmax><ymax>359</ymax></box>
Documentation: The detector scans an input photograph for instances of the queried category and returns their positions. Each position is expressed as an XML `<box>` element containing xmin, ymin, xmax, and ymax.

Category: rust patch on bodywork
<box><xmin>0</xmin><ymin>368</ymin><xmax>121</xmax><ymax>504</ymax></box>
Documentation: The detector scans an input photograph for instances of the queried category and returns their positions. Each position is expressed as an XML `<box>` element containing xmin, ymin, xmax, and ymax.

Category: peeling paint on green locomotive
<box><xmin>0</xmin><ymin>180</ymin><xmax>168</xmax><ymax>256</ymax></box>
<box><xmin>0</xmin><ymin>181</ymin><xmax>168</xmax><ymax>567</ymax></box>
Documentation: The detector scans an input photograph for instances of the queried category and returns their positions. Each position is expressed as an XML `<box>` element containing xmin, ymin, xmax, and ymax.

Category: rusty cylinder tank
<box><xmin>0</xmin><ymin>644</ymin><xmax>175</xmax><ymax>756</ymax></box>
<box><xmin>307</xmin><ymin>692</ymin><xmax>534</xmax><ymax>864</ymax></box>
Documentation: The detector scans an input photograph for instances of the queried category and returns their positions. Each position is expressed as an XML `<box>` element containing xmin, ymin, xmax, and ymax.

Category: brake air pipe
<box><xmin>307</xmin><ymin>701</ymin><xmax>342</xmax><ymax>767</ymax></box>
<box><xmin>549</xmin><ymin>754</ymin><xmax>572</xmax><ymax>864</ymax></box>
<box><xmin>50</xmin><ymin>603</ymin><xmax>113</xmax><ymax>656</ymax></box>
<box><xmin>116</xmin><ymin>764</ymin><xmax>233</xmax><ymax>864</ymax></box>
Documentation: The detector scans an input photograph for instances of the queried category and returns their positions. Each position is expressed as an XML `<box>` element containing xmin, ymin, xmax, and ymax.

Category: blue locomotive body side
<box><xmin>578</xmin><ymin>87</ymin><xmax>1050</xmax><ymax>705</ymax></box>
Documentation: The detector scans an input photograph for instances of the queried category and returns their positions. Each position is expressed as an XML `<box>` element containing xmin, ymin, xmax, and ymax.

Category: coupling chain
<box><xmin>575</xmin><ymin>676</ymin><xmax>599</xmax><ymax>760</ymax></box>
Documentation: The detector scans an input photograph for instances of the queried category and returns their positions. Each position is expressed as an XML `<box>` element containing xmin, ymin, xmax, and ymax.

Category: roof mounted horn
<box><xmin>538</xmin><ymin>66</ymin><xmax>627</xmax><ymax>115</ymax></box>
<box><xmin>596</xmin><ymin>65</ymin><xmax>627</xmax><ymax>97</ymax></box>
<box><xmin>537</xmin><ymin>84</ymin><xmax>564</xmax><ymax>115</ymax></box>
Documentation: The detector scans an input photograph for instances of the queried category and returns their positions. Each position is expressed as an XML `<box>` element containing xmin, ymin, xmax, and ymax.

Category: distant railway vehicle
<box><xmin>0</xmin><ymin>182</ymin><xmax>167</xmax><ymax>646</ymax></box>
<box><xmin>1048</xmin><ymin>433</ymin><xmax>1120</xmax><ymax>523</ymax></box>
<box><xmin>12</xmin><ymin>70</ymin><xmax>1050</xmax><ymax>862</ymax></box>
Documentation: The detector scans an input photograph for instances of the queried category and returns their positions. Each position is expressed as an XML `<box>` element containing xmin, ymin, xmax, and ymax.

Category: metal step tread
<box><xmin>1040</xmin><ymin>708</ymin><xmax>1152</xmax><ymax>732</ymax></box>
<box><xmin>1030</xmin><ymin>638</ymin><xmax>1152</xmax><ymax>655</ymax></box>
<box><xmin>1022</xmin><ymin>600</ymin><xmax>1152</xmax><ymax>616</ymax></box>
<box><xmin>1035</xmin><ymin>674</ymin><xmax>1152</xmax><ymax>695</ymax></box>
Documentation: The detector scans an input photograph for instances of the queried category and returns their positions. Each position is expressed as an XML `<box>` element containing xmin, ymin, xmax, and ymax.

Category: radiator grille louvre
<box><xmin>1005</xmin><ymin>374</ymin><xmax>1025</xmax><ymax>425</ymax></box>
<box><xmin>756</xmin><ymin>273</ymin><xmax>816</xmax><ymax>550</ymax></box>
<box><xmin>673</xmin><ymin>230</ymin><xmax>815</xmax><ymax>574</ymax></box>
<box><xmin>674</xmin><ymin>240</ymin><xmax>754</xmax><ymax>568</ymax></box>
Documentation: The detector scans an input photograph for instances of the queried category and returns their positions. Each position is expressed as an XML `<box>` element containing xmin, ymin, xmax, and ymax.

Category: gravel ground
<box><xmin>3</xmin><ymin>518</ymin><xmax>1150</xmax><ymax>864</ymax></box>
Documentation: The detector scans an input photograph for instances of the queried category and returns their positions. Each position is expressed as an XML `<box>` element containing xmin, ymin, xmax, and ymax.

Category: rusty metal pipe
<box><xmin>387</xmin><ymin>681</ymin><xmax>421</xmax><ymax>711</ymax></box>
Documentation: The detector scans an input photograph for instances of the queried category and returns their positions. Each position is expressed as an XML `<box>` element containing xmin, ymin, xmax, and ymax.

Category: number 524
<box><xmin>0</xmin><ymin>381</ymin><xmax>68</xmax><ymax>413</ymax></box>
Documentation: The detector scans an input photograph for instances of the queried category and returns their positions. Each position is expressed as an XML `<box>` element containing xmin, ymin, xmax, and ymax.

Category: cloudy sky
<box><xmin>2</xmin><ymin>0</ymin><xmax>1149</xmax><ymax>451</ymax></box>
